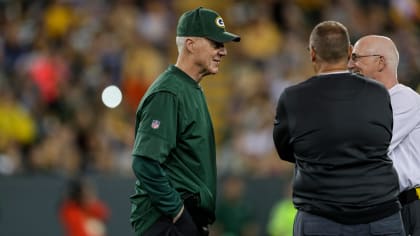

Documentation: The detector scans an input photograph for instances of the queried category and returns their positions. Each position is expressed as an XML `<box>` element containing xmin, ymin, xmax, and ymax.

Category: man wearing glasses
<box><xmin>273</xmin><ymin>21</ymin><xmax>405</xmax><ymax>236</ymax></box>
<box><xmin>350</xmin><ymin>35</ymin><xmax>420</xmax><ymax>236</ymax></box>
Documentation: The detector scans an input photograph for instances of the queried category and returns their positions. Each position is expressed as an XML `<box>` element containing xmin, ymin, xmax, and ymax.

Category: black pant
<box><xmin>401</xmin><ymin>200</ymin><xmax>420</xmax><ymax>236</ymax></box>
<box><xmin>293</xmin><ymin>210</ymin><xmax>405</xmax><ymax>236</ymax></box>
<box><xmin>143</xmin><ymin>209</ymin><xmax>208</xmax><ymax>236</ymax></box>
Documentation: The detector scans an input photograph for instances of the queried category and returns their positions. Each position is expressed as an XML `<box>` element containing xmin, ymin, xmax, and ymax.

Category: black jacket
<box><xmin>273</xmin><ymin>72</ymin><xmax>400</xmax><ymax>224</ymax></box>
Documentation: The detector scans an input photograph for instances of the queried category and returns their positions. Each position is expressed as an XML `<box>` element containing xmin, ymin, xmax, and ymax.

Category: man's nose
<box><xmin>219</xmin><ymin>48</ymin><xmax>227</xmax><ymax>56</ymax></box>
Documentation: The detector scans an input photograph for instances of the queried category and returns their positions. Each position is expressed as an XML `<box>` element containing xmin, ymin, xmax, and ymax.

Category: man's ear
<box><xmin>185</xmin><ymin>38</ymin><xmax>195</xmax><ymax>53</ymax></box>
<box><xmin>378</xmin><ymin>56</ymin><xmax>385</xmax><ymax>72</ymax></box>
<box><xmin>310</xmin><ymin>47</ymin><xmax>316</xmax><ymax>62</ymax></box>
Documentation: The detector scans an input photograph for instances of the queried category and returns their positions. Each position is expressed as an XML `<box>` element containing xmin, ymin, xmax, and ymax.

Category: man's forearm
<box><xmin>132</xmin><ymin>155</ymin><xmax>183</xmax><ymax>218</ymax></box>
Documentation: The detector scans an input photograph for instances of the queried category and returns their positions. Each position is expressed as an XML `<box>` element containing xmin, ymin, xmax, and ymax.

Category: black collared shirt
<box><xmin>273</xmin><ymin>72</ymin><xmax>400</xmax><ymax>224</ymax></box>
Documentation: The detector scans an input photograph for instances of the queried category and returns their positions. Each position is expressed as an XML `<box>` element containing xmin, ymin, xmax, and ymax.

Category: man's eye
<box><xmin>211</xmin><ymin>41</ymin><xmax>223</xmax><ymax>49</ymax></box>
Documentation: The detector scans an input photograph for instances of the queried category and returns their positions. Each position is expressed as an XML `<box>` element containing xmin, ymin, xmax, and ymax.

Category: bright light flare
<box><xmin>101</xmin><ymin>85</ymin><xmax>122</xmax><ymax>108</ymax></box>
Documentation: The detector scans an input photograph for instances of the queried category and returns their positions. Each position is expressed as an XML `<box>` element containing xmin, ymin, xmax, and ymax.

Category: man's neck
<box><xmin>314</xmin><ymin>61</ymin><xmax>348</xmax><ymax>75</ymax></box>
<box><xmin>377</xmin><ymin>74</ymin><xmax>398</xmax><ymax>90</ymax></box>
<box><xmin>317</xmin><ymin>70</ymin><xmax>349</xmax><ymax>75</ymax></box>
<box><xmin>175</xmin><ymin>60</ymin><xmax>202</xmax><ymax>83</ymax></box>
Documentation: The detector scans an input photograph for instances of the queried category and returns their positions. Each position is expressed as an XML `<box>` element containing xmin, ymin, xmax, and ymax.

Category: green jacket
<box><xmin>130</xmin><ymin>65</ymin><xmax>217</xmax><ymax>235</ymax></box>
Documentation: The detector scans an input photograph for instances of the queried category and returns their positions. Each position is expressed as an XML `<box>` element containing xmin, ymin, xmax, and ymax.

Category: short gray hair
<box><xmin>176</xmin><ymin>36</ymin><xmax>186</xmax><ymax>53</ymax></box>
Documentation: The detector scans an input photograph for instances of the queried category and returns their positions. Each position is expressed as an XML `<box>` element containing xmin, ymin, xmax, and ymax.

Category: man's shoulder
<box><xmin>282</xmin><ymin>73</ymin><xmax>389</xmax><ymax>101</ymax></box>
<box><xmin>136</xmin><ymin>71</ymin><xmax>180</xmax><ymax>110</ymax></box>
<box><xmin>284</xmin><ymin>73</ymin><xmax>362</xmax><ymax>90</ymax></box>
<box><xmin>342</xmin><ymin>72</ymin><xmax>385</xmax><ymax>89</ymax></box>
<box><xmin>147</xmin><ymin>70</ymin><xmax>185</xmax><ymax>94</ymax></box>
<box><xmin>390</xmin><ymin>84</ymin><xmax>420</xmax><ymax>112</ymax></box>
<box><xmin>348</xmin><ymin>73</ymin><xmax>390</xmax><ymax>95</ymax></box>
<box><xmin>390</xmin><ymin>84</ymin><xmax>420</xmax><ymax>100</ymax></box>
<box><xmin>283</xmin><ymin>76</ymin><xmax>317</xmax><ymax>92</ymax></box>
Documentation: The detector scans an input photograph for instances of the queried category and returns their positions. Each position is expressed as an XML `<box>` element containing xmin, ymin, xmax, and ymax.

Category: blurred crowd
<box><xmin>1</xmin><ymin>0</ymin><xmax>419</xmax><ymax>178</ymax></box>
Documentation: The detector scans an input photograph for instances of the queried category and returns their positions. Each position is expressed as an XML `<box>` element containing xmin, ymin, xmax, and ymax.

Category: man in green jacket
<box><xmin>130</xmin><ymin>7</ymin><xmax>240</xmax><ymax>236</ymax></box>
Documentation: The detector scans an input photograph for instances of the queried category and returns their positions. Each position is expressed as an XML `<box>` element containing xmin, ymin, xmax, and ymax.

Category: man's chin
<box><xmin>351</xmin><ymin>70</ymin><xmax>363</xmax><ymax>76</ymax></box>
<box><xmin>208</xmin><ymin>68</ymin><xmax>219</xmax><ymax>75</ymax></box>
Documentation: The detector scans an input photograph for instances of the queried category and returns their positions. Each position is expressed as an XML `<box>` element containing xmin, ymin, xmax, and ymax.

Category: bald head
<box><xmin>350</xmin><ymin>35</ymin><xmax>399</xmax><ymax>88</ymax></box>
<box><xmin>355</xmin><ymin>35</ymin><xmax>399</xmax><ymax>71</ymax></box>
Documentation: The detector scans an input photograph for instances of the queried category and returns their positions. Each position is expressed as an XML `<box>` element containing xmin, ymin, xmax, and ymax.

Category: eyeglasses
<box><xmin>351</xmin><ymin>53</ymin><xmax>382</xmax><ymax>62</ymax></box>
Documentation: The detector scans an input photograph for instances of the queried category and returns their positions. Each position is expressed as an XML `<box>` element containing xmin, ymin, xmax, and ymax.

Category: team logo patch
<box><xmin>151</xmin><ymin>120</ymin><xmax>160</xmax><ymax>129</ymax></box>
<box><xmin>215</xmin><ymin>16</ymin><xmax>225</xmax><ymax>28</ymax></box>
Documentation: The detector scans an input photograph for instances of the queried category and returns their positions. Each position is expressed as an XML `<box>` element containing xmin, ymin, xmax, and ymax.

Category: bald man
<box><xmin>349</xmin><ymin>35</ymin><xmax>420</xmax><ymax>236</ymax></box>
<box><xmin>274</xmin><ymin>22</ymin><xmax>404</xmax><ymax>236</ymax></box>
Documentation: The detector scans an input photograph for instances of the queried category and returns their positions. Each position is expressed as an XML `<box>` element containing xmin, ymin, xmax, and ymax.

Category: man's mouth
<box><xmin>350</xmin><ymin>69</ymin><xmax>362</xmax><ymax>75</ymax></box>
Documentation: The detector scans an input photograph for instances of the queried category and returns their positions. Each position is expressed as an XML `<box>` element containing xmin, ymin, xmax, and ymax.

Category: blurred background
<box><xmin>0</xmin><ymin>0</ymin><xmax>419</xmax><ymax>235</ymax></box>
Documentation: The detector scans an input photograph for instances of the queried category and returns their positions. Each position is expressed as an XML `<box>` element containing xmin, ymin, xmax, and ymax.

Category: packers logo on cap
<box><xmin>215</xmin><ymin>16</ymin><xmax>225</xmax><ymax>28</ymax></box>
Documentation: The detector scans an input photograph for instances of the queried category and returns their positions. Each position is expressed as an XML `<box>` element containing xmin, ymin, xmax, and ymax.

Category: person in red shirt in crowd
<box><xmin>60</xmin><ymin>177</ymin><xmax>110</xmax><ymax>236</ymax></box>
